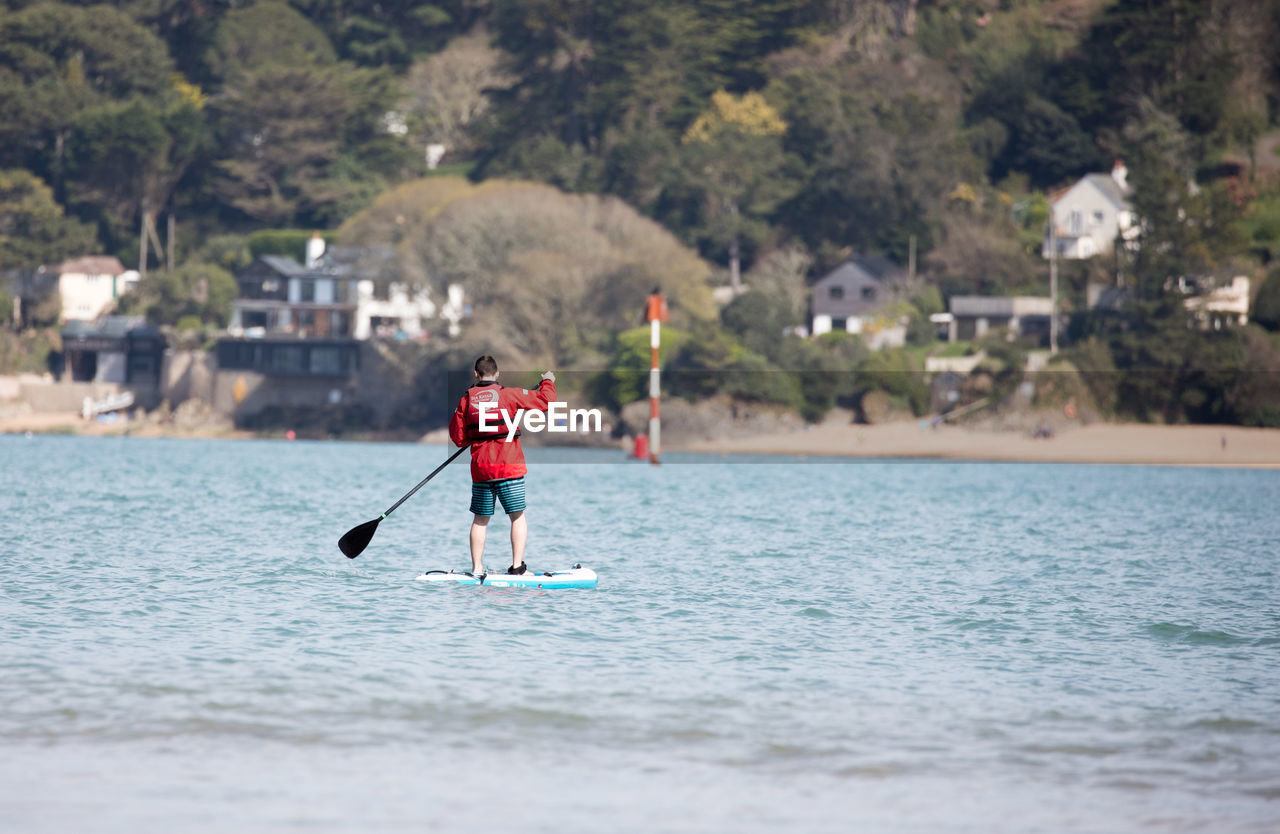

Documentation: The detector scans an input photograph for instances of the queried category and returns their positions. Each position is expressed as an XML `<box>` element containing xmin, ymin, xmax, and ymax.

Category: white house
<box><xmin>1043</xmin><ymin>161</ymin><xmax>1138</xmax><ymax>259</ymax></box>
<box><xmin>1184</xmin><ymin>276</ymin><xmax>1250</xmax><ymax>330</ymax></box>
<box><xmin>228</xmin><ymin>239</ymin><xmax>466</xmax><ymax>340</ymax></box>
<box><xmin>43</xmin><ymin>256</ymin><xmax>139</xmax><ymax>322</ymax></box>
<box><xmin>354</xmin><ymin>280</ymin><xmax>464</xmax><ymax>339</ymax></box>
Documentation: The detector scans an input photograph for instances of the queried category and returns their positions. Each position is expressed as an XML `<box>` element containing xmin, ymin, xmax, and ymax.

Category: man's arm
<box><xmin>447</xmin><ymin>397</ymin><xmax>469</xmax><ymax>447</ymax></box>
<box><xmin>503</xmin><ymin>374</ymin><xmax>556</xmax><ymax>412</ymax></box>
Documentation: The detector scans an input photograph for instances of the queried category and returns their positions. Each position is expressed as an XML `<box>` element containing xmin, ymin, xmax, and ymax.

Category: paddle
<box><xmin>338</xmin><ymin>444</ymin><xmax>469</xmax><ymax>558</ymax></box>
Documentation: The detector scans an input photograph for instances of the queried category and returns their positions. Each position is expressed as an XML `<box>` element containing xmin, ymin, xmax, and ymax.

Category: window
<box><xmin>861</xmin><ymin>287</ymin><xmax>876</xmax><ymax>301</ymax></box>
<box><xmin>309</xmin><ymin>347</ymin><xmax>343</xmax><ymax>375</ymax></box>
<box><xmin>832</xmin><ymin>317</ymin><xmax>847</xmax><ymax>331</ymax></box>
<box><xmin>1093</xmin><ymin>211</ymin><xmax>1104</xmax><ymax>225</ymax></box>
<box><xmin>1069</xmin><ymin>210</ymin><xmax>1082</xmax><ymax>235</ymax></box>
<box><xmin>828</xmin><ymin>286</ymin><xmax>844</xmax><ymax>300</ymax></box>
<box><xmin>300</xmin><ymin>280</ymin><xmax>315</xmax><ymax>303</ymax></box>
<box><xmin>270</xmin><ymin>346</ymin><xmax>305</xmax><ymax>373</ymax></box>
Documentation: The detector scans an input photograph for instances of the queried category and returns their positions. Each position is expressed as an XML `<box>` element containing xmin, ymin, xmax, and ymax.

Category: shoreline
<box><xmin>4</xmin><ymin>410</ymin><xmax>1280</xmax><ymax>468</ymax></box>
<box><xmin>674</xmin><ymin>417</ymin><xmax>1280</xmax><ymax>468</ymax></box>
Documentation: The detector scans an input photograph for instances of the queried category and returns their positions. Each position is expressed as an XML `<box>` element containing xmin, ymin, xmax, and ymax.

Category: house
<box><xmin>227</xmin><ymin>237</ymin><xmax>465</xmax><ymax>340</ymax></box>
<box><xmin>60</xmin><ymin>316</ymin><xmax>165</xmax><ymax>384</ymax></box>
<box><xmin>315</xmin><ymin>244</ymin><xmax>465</xmax><ymax>339</ymax></box>
<box><xmin>1088</xmin><ymin>276</ymin><xmax>1250</xmax><ymax>330</ymax></box>
<box><xmin>35</xmin><ymin>256</ymin><xmax>139</xmax><ymax>322</ymax></box>
<box><xmin>229</xmin><ymin>256</ymin><xmax>320</xmax><ymax>335</ymax></box>
<box><xmin>1043</xmin><ymin>162</ymin><xmax>1138</xmax><ymax>259</ymax></box>
<box><xmin>810</xmin><ymin>255</ymin><xmax>908</xmax><ymax>349</ymax></box>
<box><xmin>946</xmin><ymin>296</ymin><xmax>1054</xmax><ymax>342</ymax></box>
<box><xmin>1184</xmin><ymin>276</ymin><xmax>1250</xmax><ymax>330</ymax></box>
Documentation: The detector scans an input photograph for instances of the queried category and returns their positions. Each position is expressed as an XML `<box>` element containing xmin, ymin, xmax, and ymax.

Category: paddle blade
<box><xmin>338</xmin><ymin>517</ymin><xmax>381</xmax><ymax>559</ymax></box>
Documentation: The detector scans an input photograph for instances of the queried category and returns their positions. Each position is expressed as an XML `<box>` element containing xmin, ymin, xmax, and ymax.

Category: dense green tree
<box><xmin>1002</xmin><ymin>95</ymin><xmax>1103</xmax><ymax>188</ymax></box>
<box><xmin>721</xmin><ymin>290</ymin><xmax>788</xmax><ymax>357</ymax></box>
<box><xmin>66</xmin><ymin>90</ymin><xmax>208</xmax><ymax>254</ymax></box>
<box><xmin>1122</xmin><ymin>98</ymin><xmax>1246</xmax><ymax>300</ymax></box>
<box><xmin>0</xmin><ymin>2</ymin><xmax>174</xmax><ymax>196</ymax></box>
<box><xmin>208</xmin><ymin>2</ymin><xmax>405</xmax><ymax>226</ymax></box>
<box><xmin>671</xmin><ymin>89</ymin><xmax>798</xmax><ymax>290</ymax></box>
<box><xmin>770</xmin><ymin>55</ymin><xmax>976</xmax><ymax>267</ymax></box>
<box><xmin>1253</xmin><ymin>268</ymin><xmax>1280</xmax><ymax>332</ymax></box>
<box><xmin>1057</xmin><ymin>0</ymin><xmax>1242</xmax><ymax>149</ymax></box>
<box><xmin>118</xmin><ymin>260</ymin><xmax>237</xmax><ymax>326</ymax></box>
<box><xmin>291</xmin><ymin>0</ymin><xmax>488</xmax><ymax>68</ymax></box>
<box><xmin>0</xmin><ymin>168</ymin><xmax>96</xmax><ymax>268</ymax></box>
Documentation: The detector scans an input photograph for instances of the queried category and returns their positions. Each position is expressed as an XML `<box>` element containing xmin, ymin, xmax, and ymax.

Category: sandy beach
<box><xmin>0</xmin><ymin>411</ymin><xmax>252</xmax><ymax>439</ymax></box>
<box><xmin>677</xmin><ymin>414</ymin><xmax>1280</xmax><ymax>467</ymax></box>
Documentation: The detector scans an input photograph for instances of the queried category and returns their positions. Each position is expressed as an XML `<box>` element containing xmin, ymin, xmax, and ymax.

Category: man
<box><xmin>448</xmin><ymin>355</ymin><xmax>556</xmax><ymax>576</ymax></box>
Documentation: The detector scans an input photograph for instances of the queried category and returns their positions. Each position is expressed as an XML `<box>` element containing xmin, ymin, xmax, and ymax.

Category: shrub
<box><xmin>1253</xmin><ymin>267</ymin><xmax>1280</xmax><ymax>331</ymax></box>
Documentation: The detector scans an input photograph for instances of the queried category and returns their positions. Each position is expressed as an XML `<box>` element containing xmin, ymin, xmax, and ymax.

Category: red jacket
<box><xmin>448</xmin><ymin>379</ymin><xmax>556</xmax><ymax>482</ymax></box>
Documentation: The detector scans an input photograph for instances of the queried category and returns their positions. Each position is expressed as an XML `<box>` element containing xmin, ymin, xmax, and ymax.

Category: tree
<box><xmin>119</xmin><ymin>261</ymin><xmax>237</xmax><ymax>326</ymax></box>
<box><xmin>66</xmin><ymin>89</ymin><xmax>208</xmax><ymax>255</ymax></box>
<box><xmin>401</xmin><ymin>33</ymin><xmax>511</xmax><ymax>161</ymax></box>
<box><xmin>0</xmin><ymin>2</ymin><xmax>175</xmax><ymax>193</ymax></box>
<box><xmin>769</xmin><ymin>54</ymin><xmax>976</xmax><ymax>267</ymax></box>
<box><xmin>721</xmin><ymin>290</ymin><xmax>788</xmax><ymax>357</ymax></box>
<box><xmin>209</xmin><ymin>1</ymin><xmax>405</xmax><ymax>226</ymax></box>
<box><xmin>675</xmin><ymin>89</ymin><xmax>797</xmax><ymax>291</ymax></box>
<box><xmin>1123</xmin><ymin>98</ymin><xmax>1246</xmax><ymax>300</ymax></box>
<box><xmin>1253</xmin><ymin>268</ymin><xmax>1280</xmax><ymax>331</ymax></box>
<box><xmin>1062</xmin><ymin>0</ymin><xmax>1242</xmax><ymax>148</ymax></box>
<box><xmin>289</xmin><ymin>0</ymin><xmax>487</xmax><ymax>68</ymax></box>
<box><xmin>1003</xmin><ymin>96</ymin><xmax>1102</xmax><ymax>188</ymax></box>
<box><xmin>0</xmin><ymin>168</ymin><xmax>96</xmax><ymax>268</ymax></box>
<box><xmin>339</xmin><ymin>176</ymin><xmax>715</xmax><ymax>365</ymax></box>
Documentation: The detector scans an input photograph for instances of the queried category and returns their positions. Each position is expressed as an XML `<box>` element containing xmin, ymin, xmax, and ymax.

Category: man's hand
<box><xmin>541</xmin><ymin>370</ymin><xmax>556</xmax><ymax>383</ymax></box>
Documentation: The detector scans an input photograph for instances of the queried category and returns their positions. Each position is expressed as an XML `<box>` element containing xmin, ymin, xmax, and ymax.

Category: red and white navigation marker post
<box><xmin>644</xmin><ymin>289</ymin><xmax>669</xmax><ymax>465</ymax></box>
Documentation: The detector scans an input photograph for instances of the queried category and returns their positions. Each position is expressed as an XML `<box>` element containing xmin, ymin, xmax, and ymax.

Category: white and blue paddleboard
<box><xmin>415</xmin><ymin>565</ymin><xmax>597</xmax><ymax>590</ymax></box>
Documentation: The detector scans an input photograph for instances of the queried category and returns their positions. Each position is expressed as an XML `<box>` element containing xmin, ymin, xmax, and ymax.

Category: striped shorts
<box><xmin>470</xmin><ymin>477</ymin><xmax>526</xmax><ymax>517</ymax></box>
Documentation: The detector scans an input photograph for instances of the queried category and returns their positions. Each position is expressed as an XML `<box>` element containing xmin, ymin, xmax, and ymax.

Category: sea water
<box><xmin>1</xmin><ymin>434</ymin><xmax>1277</xmax><ymax>833</ymax></box>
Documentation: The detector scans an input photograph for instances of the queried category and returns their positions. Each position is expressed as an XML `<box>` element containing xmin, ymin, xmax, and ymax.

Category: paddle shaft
<box><xmin>382</xmin><ymin>444</ymin><xmax>468</xmax><ymax>519</ymax></box>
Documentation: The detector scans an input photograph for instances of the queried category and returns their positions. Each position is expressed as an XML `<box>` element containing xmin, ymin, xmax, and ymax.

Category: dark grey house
<box><xmin>230</xmin><ymin>254</ymin><xmax>359</xmax><ymax>339</ymax></box>
<box><xmin>61</xmin><ymin>316</ymin><xmax>165</xmax><ymax>384</ymax></box>
<box><xmin>809</xmin><ymin>255</ymin><xmax>907</xmax><ymax>348</ymax></box>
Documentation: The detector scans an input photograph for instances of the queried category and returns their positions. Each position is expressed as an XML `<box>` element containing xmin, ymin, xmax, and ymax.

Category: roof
<box><xmin>62</xmin><ymin>315</ymin><xmax>149</xmax><ymax>339</ymax></box>
<box><xmin>50</xmin><ymin>256</ymin><xmax>126</xmax><ymax>276</ymax></box>
<box><xmin>813</xmin><ymin>255</ymin><xmax>903</xmax><ymax>289</ymax></box>
<box><xmin>1089</xmin><ymin>286</ymin><xmax>1132</xmax><ymax>312</ymax></box>
<box><xmin>312</xmin><ymin>245</ymin><xmax>396</xmax><ymax>278</ymax></box>
<box><xmin>257</xmin><ymin>255</ymin><xmax>307</xmax><ymax>276</ymax></box>
<box><xmin>950</xmin><ymin>296</ymin><xmax>1053</xmax><ymax>317</ymax></box>
<box><xmin>1083</xmin><ymin>173</ymin><xmax>1131</xmax><ymax>208</ymax></box>
<box><xmin>811</xmin><ymin>254</ymin><xmax>905</xmax><ymax>318</ymax></box>
<box><xmin>1051</xmin><ymin>173</ymin><xmax>1132</xmax><ymax>210</ymax></box>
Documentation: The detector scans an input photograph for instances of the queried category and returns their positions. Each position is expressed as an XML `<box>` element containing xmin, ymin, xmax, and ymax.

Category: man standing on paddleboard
<box><xmin>448</xmin><ymin>355</ymin><xmax>556</xmax><ymax>577</ymax></box>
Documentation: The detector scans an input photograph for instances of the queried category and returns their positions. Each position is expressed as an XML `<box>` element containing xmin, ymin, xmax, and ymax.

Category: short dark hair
<box><xmin>474</xmin><ymin>355</ymin><xmax>498</xmax><ymax>377</ymax></box>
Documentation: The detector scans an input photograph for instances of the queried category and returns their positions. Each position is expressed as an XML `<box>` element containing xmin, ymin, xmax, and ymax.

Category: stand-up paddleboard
<box><xmin>415</xmin><ymin>565</ymin><xmax>597</xmax><ymax>590</ymax></box>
